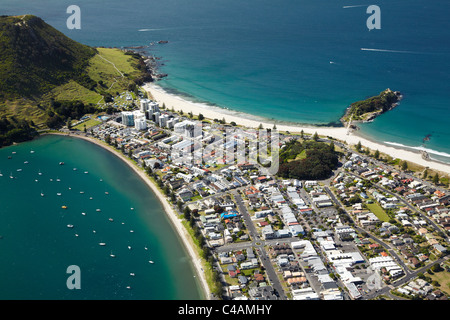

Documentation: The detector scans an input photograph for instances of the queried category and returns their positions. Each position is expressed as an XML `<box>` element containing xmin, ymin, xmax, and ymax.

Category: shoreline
<box><xmin>143</xmin><ymin>82</ymin><xmax>450</xmax><ymax>175</ymax></box>
<box><xmin>44</xmin><ymin>132</ymin><xmax>211</xmax><ymax>300</ymax></box>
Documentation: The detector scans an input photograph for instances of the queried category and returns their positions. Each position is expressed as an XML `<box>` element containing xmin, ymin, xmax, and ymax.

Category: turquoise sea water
<box><xmin>3</xmin><ymin>0</ymin><xmax>450</xmax><ymax>162</ymax></box>
<box><xmin>0</xmin><ymin>135</ymin><xmax>203</xmax><ymax>299</ymax></box>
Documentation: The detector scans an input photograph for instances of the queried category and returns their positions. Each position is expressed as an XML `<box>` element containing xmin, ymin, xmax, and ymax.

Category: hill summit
<box><xmin>0</xmin><ymin>14</ymin><xmax>97</xmax><ymax>99</ymax></box>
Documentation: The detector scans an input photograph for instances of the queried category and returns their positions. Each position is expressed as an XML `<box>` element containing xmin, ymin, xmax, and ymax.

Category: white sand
<box><xmin>48</xmin><ymin>133</ymin><xmax>211</xmax><ymax>299</ymax></box>
<box><xmin>143</xmin><ymin>83</ymin><xmax>450</xmax><ymax>175</ymax></box>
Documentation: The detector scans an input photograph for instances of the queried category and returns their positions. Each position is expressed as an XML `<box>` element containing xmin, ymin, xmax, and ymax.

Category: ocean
<box><xmin>2</xmin><ymin>0</ymin><xmax>449</xmax><ymax>163</ymax></box>
<box><xmin>0</xmin><ymin>135</ymin><xmax>203</xmax><ymax>299</ymax></box>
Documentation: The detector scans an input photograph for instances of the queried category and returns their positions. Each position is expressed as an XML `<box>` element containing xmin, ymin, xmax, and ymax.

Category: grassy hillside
<box><xmin>0</xmin><ymin>15</ymin><xmax>153</xmax><ymax>145</ymax></box>
<box><xmin>0</xmin><ymin>15</ymin><xmax>97</xmax><ymax>99</ymax></box>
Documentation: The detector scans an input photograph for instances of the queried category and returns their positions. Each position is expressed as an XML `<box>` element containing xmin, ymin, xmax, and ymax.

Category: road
<box><xmin>229</xmin><ymin>190</ymin><xmax>288</xmax><ymax>300</ymax></box>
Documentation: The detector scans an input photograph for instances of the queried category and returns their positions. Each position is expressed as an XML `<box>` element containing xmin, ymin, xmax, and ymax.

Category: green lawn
<box><xmin>72</xmin><ymin>118</ymin><xmax>102</xmax><ymax>130</ymax></box>
<box><xmin>366</xmin><ymin>202</ymin><xmax>390</xmax><ymax>222</ymax></box>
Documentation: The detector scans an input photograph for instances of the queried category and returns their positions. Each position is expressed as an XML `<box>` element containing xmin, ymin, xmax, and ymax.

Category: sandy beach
<box><xmin>143</xmin><ymin>83</ymin><xmax>450</xmax><ymax>175</ymax></box>
<box><xmin>47</xmin><ymin>132</ymin><xmax>211</xmax><ymax>299</ymax></box>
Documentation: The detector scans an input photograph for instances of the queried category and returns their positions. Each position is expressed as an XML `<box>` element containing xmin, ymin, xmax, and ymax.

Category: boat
<box><xmin>128</xmin><ymin>246</ymin><xmax>132</xmax><ymax>250</ymax></box>
<box><xmin>99</xmin><ymin>242</ymin><xmax>106</xmax><ymax>246</ymax></box>
<box><xmin>80</xmin><ymin>191</ymin><xmax>85</xmax><ymax>194</ymax></box>
<box><xmin>41</xmin><ymin>192</ymin><xmax>44</xmax><ymax>197</ymax></box>
<box><xmin>89</xmin><ymin>197</ymin><xmax>93</xmax><ymax>200</ymax></box>
<box><xmin>148</xmin><ymin>260</ymin><xmax>154</xmax><ymax>264</ymax></box>
<box><xmin>9</xmin><ymin>172</ymin><xmax>13</xmax><ymax>179</ymax></box>
<box><xmin>81</xmin><ymin>212</ymin><xmax>86</xmax><ymax>216</ymax></box>
<box><xmin>17</xmin><ymin>169</ymin><xmax>22</xmax><ymax>172</ymax></box>
<box><xmin>75</xmin><ymin>234</ymin><xmax>79</xmax><ymax>237</ymax></box>
<box><xmin>144</xmin><ymin>246</ymin><xmax>148</xmax><ymax>250</ymax></box>
<box><xmin>130</xmin><ymin>273</ymin><xmax>135</xmax><ymax>276</ymax></box>
<box><xmin>110</xmin><ymin>252</ymin><xmax>116</xmax><ymax>258</ymax></box>
<box><xmin>0</xmin><ymin>171</ymin><xmax>2</xmax><ymax>177</ymax></box>
<box><xmin>130</xmin><ymin>230</ymin><xmax>134</xmax><ymax>233</ymax></box>
<box><xmin>24</xmin><ymin>161</ymin><xmax>28</xmax><ymax>164</ymax></box>
<box><xmin>84</xmin><ymin>171</ymin><xmax>88</xmax><ymax>174</ymax></box>
<box><xmin>38</xmin><ymin>170</ymin><xmax>42</xmax><ymax>176</ymax></box>
<box><xmin>30</xmin><ymin>150</ymin><xmax>35</xmax><ymax>154</ymax></box>
<box><xmin>108</xmin><ymin>218</ymin><xmax>114</xmax><ymax>222</ymax></box>
<box><xmin>73</xmin><ymin>168</ymin><xmax>77</xmax><ymax>171</ymax></box>
<box><xmin>57</xmin><ymin>193</ymin><xmax>62</xmax><ymax>196</ymax></box>
<box><xmin>93</xmin><ymin>230</ymin><xmax>96</xmax><ymax>233</ymax></box>
<box><xmin>59</xmin><ymin>162</ymin><xmax>64</xmax><ymax>165</ymax></box>
<box><xmin>105</xmin><ymin>191</ymin><xmax>109</xmax><ymax>195</ymax></box>
<box><xmin>67</xmin><ymin>224</ymin><xmax>74</xmax><ymax>228</ymax></box>
<box><xmin>56</xmin><ymin>178</ymin><xmax>60</xmax><ymax>182</ymax></box>
<box><xmin>126</xmin><ymin>286</ymin><xmax>131</xmax><ymax>289</ymax></box>
<box><xmin>96</xmin><ymin>209</ymin><xmax>101</xmax><ymax>212</ymax></box>
<box><xmin>130</xmin><ymin>208</ymin><xmax>134</xmax><ymax>211</ymax></box>
<box><xmin>62</xmin><ymin>206</ymin><xmax>68</xmax><ymax>209</ymax></box>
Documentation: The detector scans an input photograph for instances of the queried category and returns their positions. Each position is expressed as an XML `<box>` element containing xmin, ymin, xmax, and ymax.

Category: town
<box><xmin>65</xmin><ymin>90</ymin><xmax>450</xmax><ymax>301</ymax></box>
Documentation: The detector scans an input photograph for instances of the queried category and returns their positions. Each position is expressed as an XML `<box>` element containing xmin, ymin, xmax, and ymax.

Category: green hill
<box><xmin>0</xmin><ymin>15</ymin><xmax>97</xmax><ymax>99</ymax></box>
<box><xmin>0</xmin><ymin>15</ymin><xmax>153</xmax><ymax>146</ymax></box>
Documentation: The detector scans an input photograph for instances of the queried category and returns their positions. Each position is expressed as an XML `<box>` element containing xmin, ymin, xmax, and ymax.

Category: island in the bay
<box><xmin>0</xmin><ymin>15</ymin><xmax>449</xmax><ymax>302</ymax></box>
<box><xmin>341</xmin><ymin>88</ymin><xmax>403</xmax><ymax>126</ymax></box>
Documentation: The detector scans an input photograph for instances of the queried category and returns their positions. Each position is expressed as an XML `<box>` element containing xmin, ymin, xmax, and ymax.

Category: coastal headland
<box><xmin>142</xmin><ymin>83</ymin><xmax>450</xmax><ymax>176</ymax></box>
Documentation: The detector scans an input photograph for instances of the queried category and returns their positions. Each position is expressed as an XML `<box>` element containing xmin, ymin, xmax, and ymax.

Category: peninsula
<box><xmin>340</xmin><ymin>88</ymin><xmax>403</xmax><ymax>126</ymax></box>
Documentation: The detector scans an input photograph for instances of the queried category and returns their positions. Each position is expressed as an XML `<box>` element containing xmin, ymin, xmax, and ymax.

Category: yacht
<box><xmin>130</xmin><ymin>230</ymin><xmax>134</xmax><ymax>233</ymax></box>
<box><xmin>59</xmin><ymin>162</ymin><xmax>64</xmax><ymax>165</ymax></box>
<box><xmin>130</xmin><ymin>273</ymin><xmax>135</xmax><ymax>277</ymax></box>
<box><xmin>38</xmin><ymin>170</ymin><xmax>42</xmax><ymax>176</ymax></box>
<box><xmin>57</xmin><ymin>193</ymin><xmax>62</xmax><ymax>196</ymax></box>
<box><xmin>67</xmin><ymin>224</ymin><xmax>74</xmax><ymax>228</ymax></box>
<box><xmin>148</xmin><ymin>260</ymin><xmax>154</xmax><ymax>264</ymax></box>
<box><xmin>30</xmin><ymin>150</ymin><xmax>35</xmax><ymax>154</ymax></box>
<box><xmin>110</xmin><ymin>252</ymin><xmax>116</xmax><ymax>258</ymax></box>
<box><xmin>41</xmin><ymin>192</ymin><xmax>44</xmax><ymax>197</ymax></box>
<box><xmin>128</xmin><ymin>246</ymin><xmax>132</xmax><ymax>250</ymax></box>
<box><xmin>96</xmin><ymin>209</ymin><xmax>101</xmax><ymax>212</ymax></box>
<box><xmin>109</xmin><ymin>218</ymin><xmax>114</xmax><ymax>222</ymax></box>
<box><xmin>99</xmin><ymin>242</ymin><xmax>106</xmax><ymax>246</ymax></box>
<box><xmin>81</xmin><ymin>212</ymin><xmax>86</xmax><ymax>216</ymax></box>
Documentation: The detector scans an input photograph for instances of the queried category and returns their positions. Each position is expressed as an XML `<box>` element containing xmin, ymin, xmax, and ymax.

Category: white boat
<box><xmin>9</xmin><ymin>172</ymin><xmax>13</xmax><ymax>179</ymax></box>
<box><xmin>57</xmin><ymin>193</ymin><xmax>62</xmax><ymax>196</ymax></box>
<box><xmin>99</xmin><ymin>242</ymin><xmax>106</xmax><ymax>246</ymax></box>
<box><xmin>0</xmin><ymin>171</ymin><xmax>3</xmax><ymax>177</ymax></box>
<box><xmin>144</xmin><ymin>246</ymin><xmax>148</xmax><ymax>250</ymax></box>
<box><xmin>105</xmin><ymin>191</ymin><xmax>109</xmax><ymax>195</ymax></box>
<box><xmin>81</xmin><ymin>212</ymin><xmax>86</xmax><ymax>216</ymax></box>
<box><xmin>17</xmin><ymin>169</ymin><xmax>22</xmax><ymax>172</ymax></box>
<box><xmin>38</xmin><ymin>170</ymin><xmax>42</xmax><ymax>176</ymax></box>
<box><xmin>41</xmin><ymin>192</ymin><xmax>44</xmax><ymax>197</ymax></box>
<box><xmin>128</xmin><ymin>246</ymin><xmax>132</xmax><ymax>250</ymax></box>
<box><xmin>67</xmin><ymin>224</ymin><xmax>74</xmax><ymax>228</ymax></box>
<box><xmin>126</xmin><ymin>286</ymin><xmax>131</xmax><ymax>289</ymax></box>
<box><xmin>73</xmin><ymin>168</ymin><xmax>77</xmax><ymax>171</ymax></box>
<box><xmin>24</xmin><ymin>161</ymin><xmax>28</xmax><ymax>164</ymax></box>
<box><xmin>56</xmin><ymin>178</ymin><xmax>60</xmax><ymax>182</ymax></box>
<box><xmin>80</xmin><ymin>191</ymin><xmax>84</xmax><ymax>194</ymax></box>
<box><xmin>93</xmin><ymin>230</ymin><xmax>96</xmax><ymax>233</ymax></box>
<box><xmin>130</xmin><ymin>273</ymin><xmax>135</xmax><ymax>276</ymax></box>
<box><xmin>59</xmin><ymin>162</ymin><xmax>64</xmax><ymax>165</ymax></box>
<box><xmin>96</xmin><ymin>209</ymin><xmax>101</xmax><ymax>212</ymax></box>
<box><xmin>75</xmin><ymin>234</ymin><xmax>79</xmax><ymax>237</ymax></box>
<box><xmin>84</xmin><ymin>171</ymin><xmax>88</xmax><ymax>174</ymax></box>
<box><xmin>130</xmin><ymin>208</ymin><xmax>134</xmax><ymax>211</ymax></box>
<box><xmin>30</xmin><ymin>150</ymin><xmax>35</xmax><ymax>154</ymax></box>
<box><xmin>108</xmin><ymin>218</ymin><xmax>114</xmax><ymax>222</ymax></box>
<box><xmin>110</xmin><ymin>252</ymin><xmax>116</xmax><ymax>258</ymax></box>
<box><xmin>130</xmin><ymin>230</ymin><xmax>134</xmax><ymax>233</ymax></box>
<box><xmin>148</xmin><ymin>260</ymin><xmax>154</xmax><ymax>264</ymax></box>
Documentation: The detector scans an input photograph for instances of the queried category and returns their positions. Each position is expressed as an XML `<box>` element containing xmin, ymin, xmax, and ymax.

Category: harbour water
<box><xmin>0</xmin><ymin>135</ymin><xmax>203</xmax><ymax>299</ymax></box>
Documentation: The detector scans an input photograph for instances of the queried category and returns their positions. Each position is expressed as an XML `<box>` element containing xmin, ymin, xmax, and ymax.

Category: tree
<box><xmin>433</xmin><ymin>173</ymin><xmax>439</xmax><ymax>185</ymax></box>
<box><xmin>300</xmin><ymin>129</ymin><xmax>304</xmax><ymax>139</ymax></box>
<box><xmin>67</xmin><ymin>117</ymin><xmax>72</xmax><ymax>130</ymax></box>
<box><xmin>423</xmin><ymin>168</ymin><xmax>428</xmax><ymax>179</ymax></box>
<box><xmin>356</xmin><ymin>141</ymin><xmax>362</xmax><ymax>151</ymax></box>
<box><xmin>313</xmin><ymin>132</ymin><xmax>319</xmax><ymax>141</ymax></box>
<box><xmin>273</xmin><ymin>124</ymin><xmax>277</xmax><ymax>130</ymax></box>
<box><xmin>374</xmin><ymin>149</ymin><xmax>380</xmax><ymax>159</ymax></box>
<box><xmin>258</xmin><ymin>123</ymin><xmax>263</xmax><ymax>130</ymax></box>
<box><xmin>198</xmin><ymin>113</ymin><xmax>204</xmax><ymax>121</ymax></box>
<box><xmin>401</xmin><ymin>160</ymin><xmax>408</xmax><ymax>171</ymax></box>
